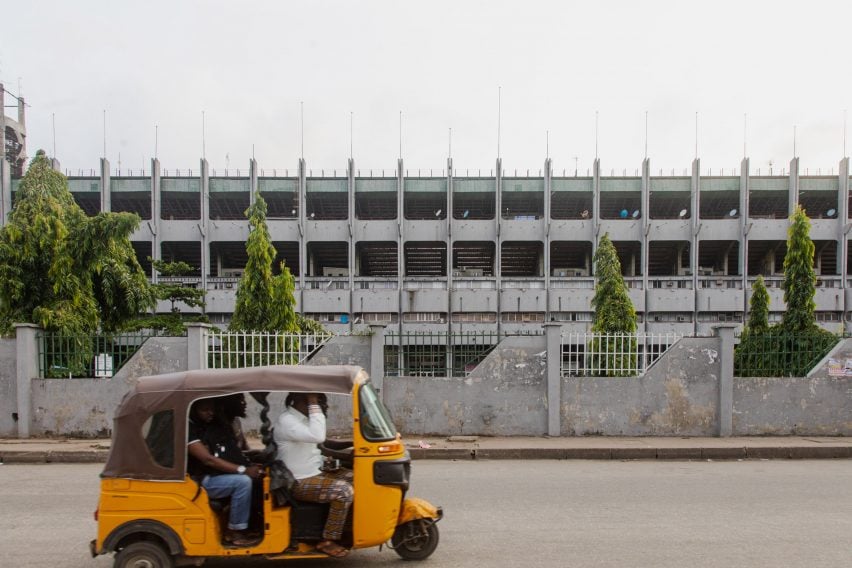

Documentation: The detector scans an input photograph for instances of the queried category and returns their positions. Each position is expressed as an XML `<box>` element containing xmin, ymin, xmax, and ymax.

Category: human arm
<box><xmin>275</xmin><ymin>405</ymin><xmax>326</xmax><ymax>444</ymax></box>
<box><xmin>187</xmin><ymin>440</ymin><xmax>263</xmax><ymax>479</ymax></box>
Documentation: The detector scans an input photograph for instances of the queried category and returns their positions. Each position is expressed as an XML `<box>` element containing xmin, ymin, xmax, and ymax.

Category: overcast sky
<box><xmin>3</xmin><ymin>0</ymin><xmax>851</xmax><ymax>175</ymax></box>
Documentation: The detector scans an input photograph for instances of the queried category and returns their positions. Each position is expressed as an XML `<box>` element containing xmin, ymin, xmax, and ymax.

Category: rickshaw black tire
<box><xmin>391</xmin><ymin>521</ymin><xmax>439</xmax><ymax>561</ymax></box>
<box><xmin>113</xmin><ymin>541</ymin><xmax>174</xmax><ymax>568</ymax></box>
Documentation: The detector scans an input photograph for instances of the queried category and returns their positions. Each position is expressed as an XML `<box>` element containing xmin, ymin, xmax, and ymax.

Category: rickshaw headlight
<box><xmin>378</xmin><ymin>441</ymin><xmax>402</xmax><ymax>454</ymax></box>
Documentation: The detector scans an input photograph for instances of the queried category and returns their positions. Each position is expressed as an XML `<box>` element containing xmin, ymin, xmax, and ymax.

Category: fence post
<box><xmin>544</xmin><ymin>323</ymin><xmax>562</xmax><ymax>437</ymax></box>
<box><xmin>186</xmin><ymin>323</ymin><xmax>211</xmax><ymax>371</ymax></box>
<box><xmin>14</xmin><ymin>323</ymin><xmax>40</xmax><ymax>438</ymax></box>
<box><xmin>714</xmin><ymin>324</ymin><xmax>736</xmax><ymax>437</ymax></box>
<box><xmin>369</xmin><ymin>325</ymin><xmax>386</xmax><ymax>393</ymax></box>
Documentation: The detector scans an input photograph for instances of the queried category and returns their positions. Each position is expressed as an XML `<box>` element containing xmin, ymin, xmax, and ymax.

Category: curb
<box><xmin>2</xmin><ymin>446</ymin><xmax>850</xmax><ymax>465</ymax></box>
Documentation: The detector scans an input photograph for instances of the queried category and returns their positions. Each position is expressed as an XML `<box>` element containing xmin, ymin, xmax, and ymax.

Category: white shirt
<box><xmin>274</xmin><ymin>405</ymin><xmax>326</xmax><ymax>480</ymax></box>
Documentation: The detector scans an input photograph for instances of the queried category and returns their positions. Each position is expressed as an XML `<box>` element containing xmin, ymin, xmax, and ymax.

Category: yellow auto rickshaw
<box><xmin>90</xmin><ymin>365</ymin><xmax>442</xmax><ymax>566</ymax></box>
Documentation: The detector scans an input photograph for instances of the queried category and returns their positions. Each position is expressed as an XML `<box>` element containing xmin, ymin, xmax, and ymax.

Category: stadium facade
<box><xmin>2</xmin><ymin>94</ymin><xmax>850</xmax><ymax>337</ymax></box>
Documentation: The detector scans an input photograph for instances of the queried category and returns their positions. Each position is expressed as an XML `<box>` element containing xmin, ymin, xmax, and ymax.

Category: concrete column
<box><xmin>544</xmin><ymin>158</ymin><xmax>552</xmax><ymax>322</ymax></box>
<box><xmin>543</xmin><ymin>322</ymin><xmax>562</xmax><ymax>436</ymax></box>
<box><xmin>298</xmin><ymin>158</ymin><xmax>307</xmax><ymax>308</ymax></box>
<box><xmin>789</xmin><ymin>157</ymin><xmax>799</xmax><ymax>217</ymax></box>
<box><xmin>347</xmin><ymin>159</ymin><xmax>355</xmax><ymax>332</ymax></box>
<box><xmin>369</xmin><ymin>324</ymin><xmax>386</xmax><ymax>393</ymax></box>
<box><xmin>445</xmin><ymin>158</ymin><xmax>453</xmax><ymax>338</ymax></box>
<box><xmin>495</xmin><ymin>158</ymin><xmax>502</xmax><ymax>336</ymax></box>
<box><xmin>150</xmin><ymin>158</ymin><xmax>161</xmax><ymax>283</ymax></box>
<box><xmin>691</xmin><ymin>159</ymin><xmax>701</xmax><ymax>335</ymax></box>
<box><xmin>398</xmin><ymin>159</ymin><xmax>405</xmax><ymax>342</ymax></box>
<box><xmin>0</xmin><ymin>159</ymin><xmax>9</xmax><ymax>228</ymax></box>
<box><xmin>839</xmin><ymin>158</ymin><xmax>850</xmax><ymax>331</ymax></box>
<box><xmin>100</xmin><ymin>158</ymin><xmax>111</xmax><ymax>213</ymax></box>
<box><xmin>186</xmin><ymin>322</ymin><xmax>211</xmax><ymax>371</ymax></box>
<box><xmin>14</xmin><ymin>323</ymin><xmax>40</xmax><ymax>438</ymax></box>
<box><xmin>199</xmin><ymin>159</ymin><xmax>210</xmax><ymax>297</ymax></box>
<box><xmin>249</xmin><ymin>158</ymin><xmax>258</xmax><ymax>206</ymax></box>
<box><xmin>740</xmin><ymin>158</ymin><xmax>750</xmax><ymax>316</ymax></box>
<box><xmin>641</xmin><ymin>159</ymin><xmax>650</xmax><ymax>332</ymax></box>
<box><xmin>714</xmin><ymin>324</ymin><xmax>736</xmax><ymax>437</ymax></box>
<box><xmin>592</xmin><ymin>158</ymin><xmax>601</xmax><ymax>257</ymax></box>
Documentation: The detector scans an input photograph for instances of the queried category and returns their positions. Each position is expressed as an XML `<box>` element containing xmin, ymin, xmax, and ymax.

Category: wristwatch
<box><xmin>236</xmin><ymin>465</ymin><xmax>247</xmax><ymax>475</ymax></box>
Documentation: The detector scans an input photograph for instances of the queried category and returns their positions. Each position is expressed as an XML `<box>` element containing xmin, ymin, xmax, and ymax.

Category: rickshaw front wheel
<box><xmin>391</xmin><ymin>520</ymin><xmax>439</xmax><ymax>561</ymax></box>
<box><xmin>113</xmin><ymin>541</ymin><xmax>174</xmax><ymax>568</ymax></box>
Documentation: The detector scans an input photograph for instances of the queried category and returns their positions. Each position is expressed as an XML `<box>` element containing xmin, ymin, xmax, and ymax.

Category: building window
<box><xmin>452</xmin><ymin>312</ymin><xmax>498</xmax><ymax>323</ymax></box>
<box><xmin>697</xmin><ymin>312</ymin><xmax>743</xmax><ymax>323</ymax></box>
<box><xmin>650</xmin><ymin>312</ymin><xmax>693</xmax><ymax>323</ymax></box>
<box><xmin>500</xmin><ymin>312</ymin><xmax>545</xmax><ymax>323</ymax></box>
<box><xmin>402</xmin><ymin>312</ymin><xmax>446</xmax><ymax>323</ymax></box>
<box><xmin>356</xmin><ymin>312</ymin><xmax>399</xmax><ymax>324</ymax></box>
<box><xmin>549</xmin><ymin>312</ymin><xmax>593</xmax><ymax>322</ymax></box>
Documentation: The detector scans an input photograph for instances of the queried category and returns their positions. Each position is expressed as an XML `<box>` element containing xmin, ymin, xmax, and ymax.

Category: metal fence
<box><xmin>560</xmin><ymin>332</ymin><xmax>683</xmax><ymax>377</ymax></box>
<box><xmin>207</xmin><ymin>331</ymin><xmax>335</xmax><ymax>369</ymax></box>
<box><xmin>37</xmin><ymin>330</ymin><xmax>171</xmax><ymax>378</ymax></box>
<box><xmin>383</xmin><ymin>330</ymin><xmax>542</xmax><ymax>378</ymax></box>
<box><xmin>734</xmin><ymin>331</ymin><xmax>840</xmax><ymax>377</ymax></box>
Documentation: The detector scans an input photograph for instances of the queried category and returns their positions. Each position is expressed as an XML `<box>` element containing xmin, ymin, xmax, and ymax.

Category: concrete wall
<box><xmin>732</xmin><ymin>337</ymin><xmax>852</xmax><ymax>435</ymax></box>
<box><xmin>28</xmin><ymin>337</ymin><xmax>187</xmax><ymax>436</ymax></box>
<box><xmin>0</xmin><ymin>338</ymin><xmax>17</xmax><ymax>436</ymax></box>
<box><xmin>3</xmin><ymin>328</ymin><xmax>851</xmax><ymax>438</ymax></box>
<box><xmin>561</xmin><ymin>338</ymin><xmax>721</xmax><ymax>436</ymax></box>
<box><xmin>384</xmin><ymin>336</ymin><xmax>548</xmax><ymax>436</ymax></box>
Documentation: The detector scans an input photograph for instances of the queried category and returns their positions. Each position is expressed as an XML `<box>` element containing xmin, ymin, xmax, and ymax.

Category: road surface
<box><xmin>0</xmin><ymin>460</ymin><xmax>849</xmax><ymax>567</ymax></box>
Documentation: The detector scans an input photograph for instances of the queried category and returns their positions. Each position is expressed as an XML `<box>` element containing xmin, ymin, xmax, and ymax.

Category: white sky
<box><xmin>3</xmin><ymin>0</ymin><xmax>851</xmax><ymax>174</ymax></box>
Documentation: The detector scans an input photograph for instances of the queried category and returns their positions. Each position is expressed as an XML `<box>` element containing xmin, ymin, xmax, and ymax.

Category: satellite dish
<box><xmin>291</xmin><ymin>209</ymin><xmax>297</xmax><ymax>216</ymax></box>
<box><xmin>827</xmin><ymin>208</ymin><xmax>837</xmax><ymax>217</ymax></box>
<box><xmin>310</xmin><ymin>212</ymin><xmax>316</xmax><ymax>219</ymax></box>
<box><xmin>620</xmin><ymin>209</ymin><xmax>629</xmax><ymax>218</ymax></box>
<box><xmin>580</xmin><ymin>210</ymin><xmax>590</xmax><ymax>219</ymax></box>
<box><xmin>678</xmin><ymin>209</ymin><xmax>688</xmax><ymax>218</ymax></box>
<box><xmin>632</xmin><ymin>210</ymin><xmax>640</xmax><ymax>219</ymax></box>
<box><xmin>729</xmin><ymin>208</ymin><xmax>738</xmax><ymax>217</ymax></box>
<box><xmin>463</xmin><ymin>210</ymin><xmax>470</xmax><ymax>218</ymax></box>
<box><xmin>435</xmin><ymin>209</ymin><xmax>442</xmax><ymax>217</ymax></box>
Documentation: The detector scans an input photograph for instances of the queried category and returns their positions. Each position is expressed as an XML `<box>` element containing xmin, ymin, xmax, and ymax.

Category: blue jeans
<box><xmin>202</xmin><ymin>474</ymin><xmax>253</xmax><ymax>530</ymax></box>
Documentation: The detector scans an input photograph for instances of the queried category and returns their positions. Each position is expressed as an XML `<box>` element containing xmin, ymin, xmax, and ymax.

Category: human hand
<box><xmin>246</xmin><ymin>465</ymin><xmax>263</xmax><ymax>479</ymax></box>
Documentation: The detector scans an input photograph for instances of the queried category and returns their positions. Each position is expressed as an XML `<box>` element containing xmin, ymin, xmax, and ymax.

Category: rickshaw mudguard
<box><xmin>398</xmin><ymin>497</ymin><xmax>442</xmax><ymax>525</ymax></box>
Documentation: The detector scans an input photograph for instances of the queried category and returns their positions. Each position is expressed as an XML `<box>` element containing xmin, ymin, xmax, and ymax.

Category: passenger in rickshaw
<box><xmin>187</xmin><ymin>398</ymin><xmax>264</xmax><ymax>547</ymax></box>
<box><xmin>221</xmin><ymin>393</ymin><xmax>249</xmax><ymax>452</ymax></box>
<box><xmin>275</xmin><ymin>393</ymin><xmax>354</xmax><ymax>558</ymax></box>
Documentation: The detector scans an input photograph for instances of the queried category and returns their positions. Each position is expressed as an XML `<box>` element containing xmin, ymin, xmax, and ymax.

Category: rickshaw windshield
<box><xmin>358</xmin><ymin>383</ymin><xmax>397</xmax><ymax>441</ymax></box>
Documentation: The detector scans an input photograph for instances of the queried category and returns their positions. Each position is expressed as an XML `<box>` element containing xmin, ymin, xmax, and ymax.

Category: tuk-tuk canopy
<box><xmin>102</xmin><ymin>365</ymin><xmax>367</xmax><ymax>481</ymax></box>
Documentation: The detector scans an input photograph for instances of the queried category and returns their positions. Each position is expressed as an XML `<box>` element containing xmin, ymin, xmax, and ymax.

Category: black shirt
<box><xmin>187</xmin><ymin>418</ymin><xmax>249</xmax><ymax>479</ymax></box>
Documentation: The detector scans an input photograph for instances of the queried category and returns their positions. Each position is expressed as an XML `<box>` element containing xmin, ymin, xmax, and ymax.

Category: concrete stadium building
<box><xmin>2</xmin><ymin>95</ymin><xmax>850</xmax><ymax>337</ymax></box>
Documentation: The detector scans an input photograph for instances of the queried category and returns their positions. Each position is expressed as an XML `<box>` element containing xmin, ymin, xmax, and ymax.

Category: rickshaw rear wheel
<box><xmin>113</xmin><ymin>541</ymin><xmax>174</xmax><ymax>568</ymax></box>
<box><xmin>391</xmin><ymin>520</ymin><xmax>439</xmax><ymax>561</ymax></box>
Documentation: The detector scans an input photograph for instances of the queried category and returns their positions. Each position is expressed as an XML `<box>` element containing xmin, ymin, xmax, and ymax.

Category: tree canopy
<box><xmin>746</xmin><ymin>275</ymin><xmax>770</xmax><ymax>336</ymax></box>
<box><xmin>0</xmin><ymin>151</ymin><xmax>153</xmax><ymax>334</ymax></box>
<box><xmin>781</xmin><ymin>204</ymin><xmax>817</xmax><ymax>332</ymax></box>
<box><xmin>591</xmin><ymin>233</ymin><xmax>637</xmax><ymax>334</ymax></box>
<box><xmin>229</xmin><ymin>194</ymin><xmax>299</xmax><ymax>333</ymax></box>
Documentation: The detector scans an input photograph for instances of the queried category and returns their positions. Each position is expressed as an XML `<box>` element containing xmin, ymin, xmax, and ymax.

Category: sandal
<box><xmin>316</xmin><ymin>540</ymin><xmax>350</xmax><ymax>558</ymax></box>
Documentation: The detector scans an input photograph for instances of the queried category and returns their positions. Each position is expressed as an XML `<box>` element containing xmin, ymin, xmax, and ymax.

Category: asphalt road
<box><xmin>0</xmin><ymin>460</ymin><xmax>850</xmax><ymax>567</ymax></box>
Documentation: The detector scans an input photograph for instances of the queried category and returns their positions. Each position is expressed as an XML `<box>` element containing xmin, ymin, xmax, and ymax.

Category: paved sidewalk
<box><xmin>0</xmin><ymin>435</ymin><xmax>850</xmax><ymax>464</ymax></box>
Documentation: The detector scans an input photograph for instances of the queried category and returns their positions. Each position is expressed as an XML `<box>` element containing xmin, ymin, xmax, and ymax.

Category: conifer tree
<box><xmin>781</xmin><ymin>204</ymin><xmax>817</xmax><ymax>332</ymax></box>
<box><xmin>746</xmin><ymin>275</ymin><xmax>770</xmax><ymax>335</ymax></box>
<box><xmin>230</xmin><ymin>194</ymin><xmax>298</xmax><ymax>333</ymax></box>
<box><xmin>591</xmin><ymin>234</ymin><xmax>637</xmax><ymax>334</ymax></box>
<box><xmin>589</xmin><ymin>233</ymin><xmax>638</xmax><ymax>376</ymax></box>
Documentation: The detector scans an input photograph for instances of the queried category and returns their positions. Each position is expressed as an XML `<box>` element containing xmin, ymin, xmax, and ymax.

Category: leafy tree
<box><xmin>746</xmin><ymin>275</ymin><xmax>770</xmax><ymax>335</ymax></box>
<box><xmin>589</xmin><ymin>233</ymin><xmax>638</xmax><ymax>376</ymax></box>
<box><xmin>124</xmin><ymin>259</ymin><xmax>207</xmax><ymax>335</ymax></box>
<box><xmin>0</xmin><ymin>150</ymin><xmax>153</xmax><ymax>335</ymax></box>
<box><xmin>781</xmin><ymin>204</ymin><xmax>817</xmax><ymax>332</ymax></box>
<box><xmin>151</xmin><ymin>259</ymin><xmax>206</xmax><ymax>313</ymax></box>
<box><xmin>229</xmin><ymin>194</ymin><xmax>299</xmax><ymax>333</ymax></box>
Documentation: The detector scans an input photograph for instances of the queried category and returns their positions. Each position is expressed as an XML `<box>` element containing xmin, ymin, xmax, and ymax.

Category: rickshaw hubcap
<box><xmin>128</xmin><ymin>558</ymin><xmax>156</xmax><ymax>568</ymax></box>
